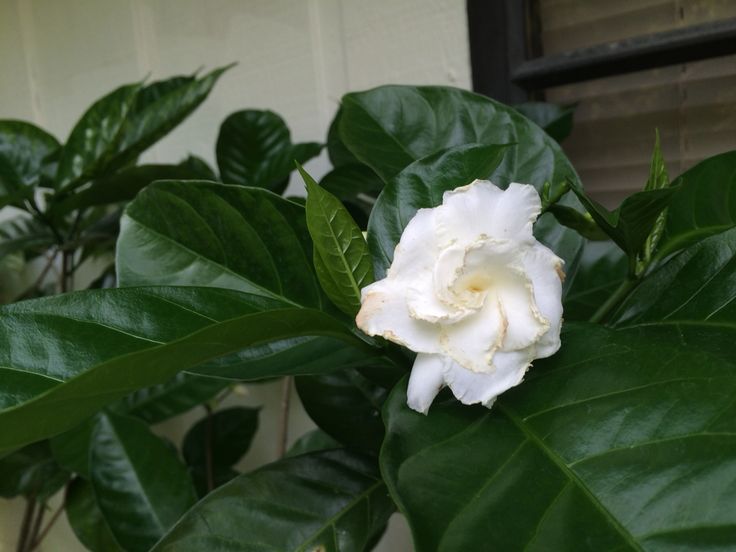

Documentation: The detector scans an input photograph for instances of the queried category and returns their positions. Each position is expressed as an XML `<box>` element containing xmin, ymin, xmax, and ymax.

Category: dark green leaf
<box><xmin>0</xmin><ymin>286</ymin><xmax>370</xmax><ymax>452</ymax></box>
<box><xmin>0</xmin><ymin>440</ymin><xmax>68</xmax><ymax>499</ymax></box>
<box><xmin>121</xmin><ymin>372</ymin><xmax>230</xmax><ymax>424</ymax></box>
<box><xmin>327</xmin><ymin>107</ymin><xmax>360</xmax><ymax>168</ymax></box>
<box><xmin>90</xmin><ymin>412</ymin><xmax>197</xmax><ymax>551</ymax></box>
<box><xmin>182</xmin><ymin>407</ymin><xmax>259</xmax><ymax>475</ymax></box>
<box><xmin>55</xmin><ymin>83</ymin><xmax>141</xmax><ymax>191</ymax></box>
<box><xmin>117</xmin><ymin>180</ymin><xmax>324</xmax><ymax>307</ymax></box>
<box><xmin>115</xmin><ymin>67</ymin><xmax>229</xmax><ymax>172</ymax></box>
<box><xmin>612</xmin><ymin>227</ymin><xmax>736</xmax><ymax>326</ymax></box>
<box><xmin>382</xmin><ymin>316</ymin><xmax>736</xmax><ymax>551</ymax></box>
<box><xmin>568</xmin><ymin>179</ymin><xmax>677</xmax><ymax>261</ymax></box>
<box><xmin>285</xmin><ymin>429</ymin><xmax>341</xmax><ymax>458</ymax></box>
<box><xmin>0</xmin><ymin>120</ymin><xmax>59</xmax><ymax>193</ymax></box>
<box><xmin>177</xmin><ymin>154</ymin><xmax>217</xmax><ymax>180</ymax></box>
<box><xmin>564</xmin><ymin>240</ymin><xmax>627</xmax><ymax>321</ymax></box>
<box><xmin>296</xmin><ymin>368</ymin><xmax>387</xmax><ymax>452</ymax></box>
<box><xmin>320</xmin><ymin>163</ymin><xmax>383</xmax><ymax>226</ymax></box>
<box><xmin>0</xmin><ymin>216</ymin><xmax>55</xmax><ymax>260</ymax></box>
<box><xmin>657</xmin><ymin>151</ymin><xmax>736</xmax><ymax>258</ymax></box>
<box><xmin>66</xmin><ymin>477</ymin><xmax>124</xmax><ymax>552</ymax></box>
<box><xmin>514</xmin><ymin>102</ymin><xmax>575</xmax><ymax>143</ymax></box>
<box><xmin>51</xmin><ymin>163</ymin><xmax>206</xmax><ymax>217</ymax></box>
<box><xmin>49</xmin><ymin>417</ymin><xmax>96</xmax><ymax>478</ymax></box>
<box><xmin>216</xmin><ymin>109</ymin><xmax>322</xmax><ymax>194</ymax></box>
<box><xmin>302</xmin><ymin>165</ymin><xmax>373</xmax><ymax>315</ymax></box>
<box><xmin>367</xmin><ymin>143</ymin><xmax>508</xmax><ymax>278</ymax></box>
<box><xmin>153</xmin><ymin>450</ymin><xmax>395</xmax><ymax>552</ymax></box>
<box><xmin>339</xmin><ymin>85</ymin><xmax>579</xmax><ymax>187</ymax></box>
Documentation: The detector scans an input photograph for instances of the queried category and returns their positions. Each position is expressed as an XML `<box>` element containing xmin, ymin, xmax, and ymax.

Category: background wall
<box><xmin>0</xmin><ymin>1</ymin><xmax>472</xmax><ymax>550</ymax></box>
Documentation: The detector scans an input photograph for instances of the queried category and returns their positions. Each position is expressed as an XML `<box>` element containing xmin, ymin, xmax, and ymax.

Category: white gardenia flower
<box><xmin>356</xmin><ymin>180</ymin><xmax>564</xmax><ymax>414</ymax></box>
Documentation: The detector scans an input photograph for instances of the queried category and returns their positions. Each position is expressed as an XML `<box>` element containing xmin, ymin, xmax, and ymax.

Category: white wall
<box><xmin>0</xmin><ymin>1</ymin><xmax>471</xmax><ymax>550</ymax></box>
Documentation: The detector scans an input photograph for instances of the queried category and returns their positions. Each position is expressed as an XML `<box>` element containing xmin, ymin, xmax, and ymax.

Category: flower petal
<box><xmin>407</xmin><ymin>353</ymin><xmax>446</xmax><ymax>414</ymax></box>
<box><xmin>443</xmin><ymin>349</ymin><xmax>532</xmax><ymax>406</ymax></box>
<box><xmin>521</xmin><ymin>244</ymin><xmax>564</xmax><ymax>358</ymax></box>
<box><xmin>435</xmin><ymin>181</ymin><xmax>541</xmax><ymax>247</ymax></box>
<box><xmin>439</xmin><ymin>299</ymin><xmax>507</xmax><ymax>372</ymax></box>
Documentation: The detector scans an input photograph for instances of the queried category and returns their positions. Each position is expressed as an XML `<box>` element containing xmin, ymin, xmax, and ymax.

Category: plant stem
<box><xmin>29</xmin><ymin>499</ymin><xmax>65</xmax><ymax>552</ymax></box>
<box><xmin>16</xmin><ymin>496</ymin><xmax>36</xmax><ymax>552</ymax></box>
<box><xmin>26</xmin><ymin>502</ymin><xmax>45</xmax><ymax>552</ymax></box>
<box><xmin>590</xmin><ymin>277</ymin><xmax>638</xmax><ymax>324</ymax></box>
<box><xmin>277</xmin><ymin>376</ymin><xmax>293</xmax><ymax>458</ymax></box>
<box><xmin>204</xmin><ymin>404</ymin><xmax>215</xmax><ymax>493</ymax></box>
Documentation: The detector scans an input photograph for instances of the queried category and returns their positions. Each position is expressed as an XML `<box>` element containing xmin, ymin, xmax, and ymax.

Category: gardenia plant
<box><xmin>0</xmin><ymin>83</ymin><xmax>735</xmax><ymax>552</ymax></box>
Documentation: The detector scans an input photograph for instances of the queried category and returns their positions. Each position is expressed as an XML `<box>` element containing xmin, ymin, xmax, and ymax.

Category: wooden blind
<box><xmin>540</xmin><ymin>0</ymin><xmax>736</xmax><ymax>206</ymax></box>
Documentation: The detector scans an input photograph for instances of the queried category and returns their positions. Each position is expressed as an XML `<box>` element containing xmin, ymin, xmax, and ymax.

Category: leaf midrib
<box><xmin>496</xmin><ymin>402</ymin><xmax>644</xmax><ymax>551</ymax></box>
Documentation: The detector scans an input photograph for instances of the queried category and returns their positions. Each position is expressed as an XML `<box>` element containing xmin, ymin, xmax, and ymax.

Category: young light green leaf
<box><xmin>301</xmin><ymin>165</ymin><xmax>373</xmax><ymax>315</ymax></box>
<box><xmin>641</xmin><ymin>130</ymin><xmax>670</xmax><ymax>267</ymax></box>
<box><xmin>152</xmin><ymin>450</ymin><xmax>395</xmax><ymax>552</ymax></box>
<box><xmin>0</xmin><ymin>286</ymin><xmax>371</xmax><ymax>452</ymax></box>
<box><xmin>216</xmin><ymin>109</ymin><xmax>322</xmax><ymax>194</ymax></box>
<box><xmin>90</xmin><ymin>412</ymin><xmax>197</xmax><ymax>552</ymax></box>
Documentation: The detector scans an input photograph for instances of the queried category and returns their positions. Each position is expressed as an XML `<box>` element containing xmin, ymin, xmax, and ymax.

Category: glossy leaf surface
<box><xmin>514</xmin><ymin>102</ymin><xmax>574</xmax><ymax>143</ymax></box>
<box><xmin>0</xmin><ymin>286</ymin><xmax>367</xmax><ymax>451</ymax></box>
<box><xmin>302</xmin><ymin>166</ymin><xmax>373</xmax><ymax>315</ymax></box>
<box><xmin>0</xmin><ymin>440</ymin><xmax>67</xmax><ymax>499</ymax></box>
<box><xmin>153</xmin><ymin>450</ymin><xmax>395</xmax><ymax>551</ymax></box>
<box><xmin>0</xmin><ymin>120</ymin><xmax>59</xmax><ymax>193</ymax></box>
<box><xmin>216</xmin><ymin>109</ymin><xmax>321</xmax><ymax>194</ymax></box>
<box><xmin>90</xmin><ymin>412</ymin><xmax>197</xmax><ymax>551</ymax></box>
<box><xmin>286</xmin><ymin>429</ymin><xmax>341</xmax><ymax>458</ymax></box>
<box><xmin>66</xmin><ymin>477</ymin><xmax>124</xmax><ymax>552</ymax></box>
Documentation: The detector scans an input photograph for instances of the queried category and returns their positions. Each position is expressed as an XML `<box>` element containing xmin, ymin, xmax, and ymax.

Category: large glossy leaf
<box><xmin>216</xmin><ymin>109</ymin><xmax>322</xmax><ymax>194</ymax></box>
<box><xmin>382</xmin><ymin>316</ymin><xmax>736</xmax><ymax>551</ymax></box>
<box><xmin>327</xmin><ymin>107</ymin><xmax>360</xmax><ymax>168</ymax></box>
<box><xmin>612</xmin><ymin>227</ymin><xmax>736</xmax><ymax>326</ymax></box>
<box><xmin>115</xmin><ymin>67</ymin><xmax>229</xmax><ymax>171</ymax></box>
<box><xmin>296</xmin><ymin>368</ymin><xmax>387</xmax><ymax>452</ymax></box>
<box><xmin>55</xmin><ymin>83</ymin><xmax>141</xmax><ymax>191</ymax></box>
<box><xmin>339</xmin><ymin>85</ymin><xmax>580</xmax><ymax>187</ymax></box>
<box><xmin>0</xmin><ymin>120</ymin><xmax>59</xmax><ymax>193</ymax></box>
<box><xmin>182</xmin><ymin>406</ymin><xmax>259</xmax><ymax>495</ymax></box>
<box><xmin>366</xmin><ymin>143</ymin><xmax>506</xmax><ymax>278</ymax></box>
<box><xmin>90</xmin><ymin>412</ymin><xmax>197</xmax><ymax>551</ymax></box>
<box><xmin>320</xmin><ymin>163</ymin><xmax>384</xmax><ymax>227</ymax></box>
<box><xmin>514</xmin><ymin>102</ymin><xmax>574</xmax><ymax>143</ymax></box>
<box><xmin>117</xmin><ymin>180</ymin><xmax>323</xmax><ymax>307</ymax></box>
<box><xmin>564</xmin><ymin>240</ymin><xmax>627</xmax><ymax>321</ymax></box>
<box><xmin>657</xmin><ymin>151</ymin><xmax>736</xmax><ymax>258</ymax></box>
<box><xmin>121</xmin><ymin>372</ymin><xmax>230</xmax><ymax>424</ymax></box>
<box><xmin>153</xmin><ymin>450</ymin><xmax>395</xmax><ymax>551</ymax></box>
<box><xmin>0</xmin><ymin>286</ymin><xmax>370</xmax><ymax>451</ymax></box>
<box><xmin>286</xmin><ymin>429</ymin><xmax>341</xmax><ymax>458</ymax></box>
<box><xmin>302</xmin><ymin>165</ymin><xmax>373</xmax><ymax>315</ymax></box>
<box><xmin>49</xmin><ymin>416</ymin><xmax>96</xmax><ymax>478</ymax></box>
<box><xmin>66</xmin><ymin>477</ymin><xmax>124</xmax><ymax>552</ymax></box>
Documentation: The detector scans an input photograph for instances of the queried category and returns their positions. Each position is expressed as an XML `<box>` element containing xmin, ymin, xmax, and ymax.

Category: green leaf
<box><xmin>0</xmin><ymin>286</ymin><xmax>370</xmax><ymax>452</ymax></box>
<box><xmin>568</xmin><ymin>179</ymin><xmax>677</xmax><ymax>262</ymax></box>
<box><xmin>177</xmin><ymin>154</ymin><xmax>218</xmax><ymax>180</ymax></box>
<box><xmin>0</xmin><ymin>215</ymin><xmax>55</xmax><ymax>260</ymax></box>
<box><xmin>339</xmin><ymin>85</ymin><xmax>579</xmax><ymax>187</ymax></box>
<box><xmin>115</xmin><ymin>67</ymin><xmax>229</xmax><ymax>171</ymax></box>
<box><xmin>657</xmin><ymin>151</ymin><xmax>736</xmax><ymax>258</ymax></box>
<box><xmin>612</xmin><ymin>227</ymin><xmax>736</xmax><ymax>326</ymax></box>
<box><xmin>89</xmin><ymin>412</ymin><xmax>197</xmax><ymax>551</ymax></box>
<box><xmin>55</xmin><ymin>83</ymin><xmax>142</xmax><ymax>191</ymax></box>
<box><xmin>121</xmin><ymin>372</ymin><xmax>231</xmax><ymax>424</ymax></box>
<box><xmin>66</xmin><ymin>477</ymin><xmax>124</xmax><ymax>552</ymax></box>
<box><xmin>302</xmin><ymin>165</ymin><xmax>373</xmax><ymax>315</ymax></box>
<box><xmin>514</xmin><ymin>102</ymin><xmax>575</xmax><ymax>143</ymax></box>
<box><xmin>117</xmin><ymin>181</ymin><xmax>324</xmax><ymax>307</ymax></box>
<box><xmin>49</xmin><ymin>417</ymin><xmax>96</xmax><ymax>478</ymax></box>
<box><xmin>382</xmin><ymin>316</ymin><xmax>736</xmax><ymax>551</ymax></box>
<box><xmin>296</xmin><ymin>368</ymin><xmax>387</xmax><ymax>452</ymax></box>
<box><xmin>0</xmin><ymin>440</ymin><xmax>68</xmax><ymax>499</ymax></box>
<box><xmin>216</xmin><ymin>109</ymin><xmax>322</xmax><ymax>194</ymax></box>
<box><xmin>0</xmin><ymin>120</ymin><xmax>59</xmax><ymax>194</ymax></box>
<box><xmin>367</xmin><ymin>143</ymin><xmax>508</xmax><ymax>278</ymax></box>
<box><xmin>50</xmin><ymin>163</ymin><xmax>206</xmax><ymax>217</ymax></box>
<box><xmin>182</xmin><ymin>407</ymin><xmax>259</xmax><ymax>494</ymax></box>
<box><xmin>547</xmin><ymin>204</ymin><xmax>608</xmax><ymax>241</ymax></box>
<box><xmin>563</xmin><ymin>240</ymin><xmax>627</xmax><ymax>321</ymax></box>
<box><xmin>286</xmin><ymin>429</ymin><xmax>341</xmax><ymax>458</ymax></box>
<box><xmin>327</xmin><ymin>107</ymin><xmax>360</xmax><ymax>168</ymax></box>
<box><xmin>153</xmin><ymin>450</ymin><xmax>395</xmax><ymax>551</ymax></box>
<box><xmin>320</xmin><ymin>163</ymin><xmax>384</xmax><ymax>226</ymax></box>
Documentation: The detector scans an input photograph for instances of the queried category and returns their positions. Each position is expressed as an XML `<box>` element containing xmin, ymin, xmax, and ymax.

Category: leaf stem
<box><xmin>28</xmin><ymin>495</ymin><xmax>66</xmax><ymax>551</ymax></box>
<box><xmin>16</xmin><ymin>496</ymin><xmax>36</xmax><ymax>552</ymax></box>
<box><xmin>204</xmin><ymin>404</ymin><xmax>215</xmax><ymax>493</ymax></box>
<box><xmin>277</xmin><ymin>376</ymin><xmax>293</xmax><ymax>458</ymax></box>
<box><xmin>590</xmin><ymin>277</ymin><xmax>638</xmax><ymax>324</ymax></box>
